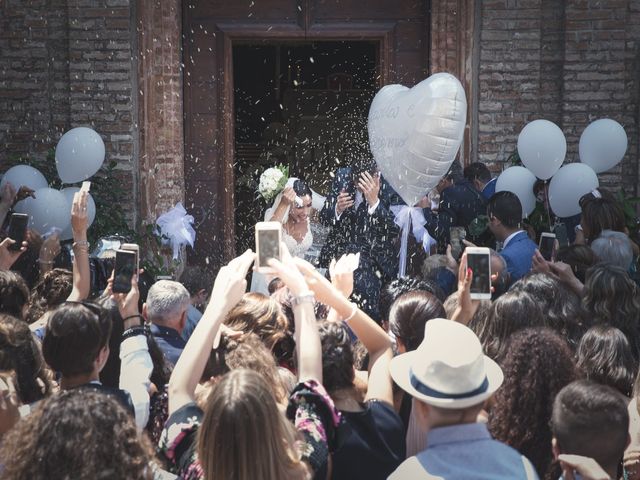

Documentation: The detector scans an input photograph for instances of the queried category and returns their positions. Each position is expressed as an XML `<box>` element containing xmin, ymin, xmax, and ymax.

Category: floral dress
<box><xmin>158</xmin><ymin>380</ymin><xmax>342</xmax><ymax>480</ymax></box>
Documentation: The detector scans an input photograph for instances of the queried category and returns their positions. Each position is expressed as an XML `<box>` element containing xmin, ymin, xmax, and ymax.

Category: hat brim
<box><xmin>390</xmin><ymin>351</ymin><xmax>504</xmax><ymax>409</ymax></box>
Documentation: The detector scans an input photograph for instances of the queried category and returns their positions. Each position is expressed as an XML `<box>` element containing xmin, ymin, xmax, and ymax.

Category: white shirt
<box><xmin>119</xmin><ymin>334</ymin><xmax>153</xmax><ymax>430</ymax></box>
<box><xmin>502</xmin><ymin>230</ymin><xmax>525</xmax><ymax>250</ymax></box>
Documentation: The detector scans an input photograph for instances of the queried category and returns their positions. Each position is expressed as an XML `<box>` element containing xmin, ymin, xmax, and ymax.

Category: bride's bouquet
<box><xmin>258</xmin><ymin>165</ymin><xmax>289</xmax><ymax>202</ymax></box>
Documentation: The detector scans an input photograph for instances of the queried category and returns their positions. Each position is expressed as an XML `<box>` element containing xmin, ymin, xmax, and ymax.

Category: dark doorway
<box><xmin>233</xmin><ymin>41</ymin><xmax>378</xmax><ymax>253</ymax></box>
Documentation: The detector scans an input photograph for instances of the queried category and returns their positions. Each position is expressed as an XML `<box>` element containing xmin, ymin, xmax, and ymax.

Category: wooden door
<box><xmin>183</xmin><ymin>0</ymin><xmax>430</xmax><ymax>267</ymax></box>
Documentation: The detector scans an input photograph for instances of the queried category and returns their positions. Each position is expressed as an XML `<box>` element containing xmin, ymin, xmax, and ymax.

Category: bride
<box><xmin>251</xmin><ymin>177</ymin><xmax>325</xmax><ymax>294</ymax></box>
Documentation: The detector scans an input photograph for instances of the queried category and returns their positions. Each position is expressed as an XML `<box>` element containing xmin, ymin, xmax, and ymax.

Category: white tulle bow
<box><xmin>156</xmin><ymin>202</ymin><xmax>196</xmax><ymax>260</ymax></box>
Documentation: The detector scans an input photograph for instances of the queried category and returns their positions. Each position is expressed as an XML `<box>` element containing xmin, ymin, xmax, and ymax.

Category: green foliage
<box><xmin>616</xmin><ymin>189</ymin><xmax>640</xmax><ymax>239</ymax></box>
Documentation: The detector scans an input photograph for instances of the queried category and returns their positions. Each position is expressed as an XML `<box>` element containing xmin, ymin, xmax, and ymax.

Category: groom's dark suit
<box><xmin>319</xmin><ymin>167</ymin><xmax>400</xmax><ymax>322</ymax></box>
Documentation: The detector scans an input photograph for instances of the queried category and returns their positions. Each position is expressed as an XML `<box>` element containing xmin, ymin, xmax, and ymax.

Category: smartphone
<box><xmin>255</xmin><ymin>222</ymin><xmax>282</xmax><ymax>272</ymax></box>
<box><xmin>120</xmin><ymin>243</ymin><xmax>139</xmax><ymax>273</ymax></box>
<box><xmin>7</xmin><ymin>213</ymin><xmax>29</xmax><ymax>251</ymax></box>
<box><xmin>466</xmin><ymin>247</ymin><xmax>492</xmax><ymax>300</ymax></box>
<box><xmin>340</xmin><ymin>176</ymin><xmax>356</xmax><ymax>198</ymax></box>
<box><xmin>553</xmin><ymin>223</ymin><xmax>569</xmax><ymax>248</ymax></box>
<box><xmin>539</xmin><ymin>232</ymin><xmax>556</xmax><ymax>261</ymax></box>
<box><xmin>113</xmin><ymin>249</ymin><xmax>137</xmax><ymax>293</ymax></box>
<box><xmin>450</xmin><ymin>226</ymin><xmax>466</xmax><ymax>260</ymax></box>
<box><xmin>81</xmin><ymin>181</ymin><xmax>91</xmax><ymax>193</ymax></box>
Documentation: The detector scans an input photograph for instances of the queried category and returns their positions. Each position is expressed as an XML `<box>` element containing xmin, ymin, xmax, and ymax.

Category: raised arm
<box><xmin>168</xmin><ymin>250</ymin><xmax>255</xmax><ymax>415</ymax></box>
<box><xmin>267</xmin><ymin>187</ymin><xmax>296</xmax><ymax>223</ymax></box>
<box><xmin>295</xmin><ymin>258</ymin><xmax>394</xmax><ymax>405</ymax></box>
<box><xmin>267</xmin><ymin>245</ymin><xmax>322</xmax><ymax>383</ymax></box>
<box><xmin>67</xmin><ymin>192</ymin><xmax>90</xmax><ymax>301</ymax></box>
<box><xmin>111</xmin><ymin>273</ymin><xmax>152</xmax><ymax>430</ymax></box>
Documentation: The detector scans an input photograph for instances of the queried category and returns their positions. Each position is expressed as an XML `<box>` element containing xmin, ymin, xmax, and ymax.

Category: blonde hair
<box><xmin>197</xmin><ymin>369</ymin><xmax>307</xmax><ymax>480</ymax></box>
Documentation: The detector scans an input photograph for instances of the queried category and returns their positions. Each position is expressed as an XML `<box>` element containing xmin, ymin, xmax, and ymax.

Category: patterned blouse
<box><xmin>158</xmin><ymin>380</ymin><xmax>341</xmax><ymax>479</ymax></box>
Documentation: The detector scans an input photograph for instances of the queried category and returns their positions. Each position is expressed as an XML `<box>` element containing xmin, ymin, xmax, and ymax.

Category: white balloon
<box><xmin>517</xmin><ymin>120</ymin><xmax>566</xmax><ymax>180</ymax></box>
<box><xmin>548</xmin><ymin>163</ymin><xmax>599</xmax><ymax>218</ymax></box>
<box><xmin>496</xmin><ymin>166</ymin><xmax>538</xmax><ymax>217</ymax></box>
<box><xmin>55</xmin><ymin>127</ymin><xmax>105</xmax><ymax>183</ymax></box>
<box><xmin>0</xmin><ymin>165</ymin><xmax>48</xmax><ymax>192</ymax></box>
<box><xmin>368</xmin><ymin>73</ymin><xmax>467</xmax><ymax>207</ymax></box>
<box><xmin>59</xmin><ymin>187</ymin><xmax>96</xmax><ymax>240</ymax></box>
<box><xmin>14</xmin><ymin>188</ymin><xmax>71</xmax><ymax>235</ymax></box>
<box><xmin>579</xmin><ymin>119</ymin><xmax>628</xmax><ymax>173</ymax></box>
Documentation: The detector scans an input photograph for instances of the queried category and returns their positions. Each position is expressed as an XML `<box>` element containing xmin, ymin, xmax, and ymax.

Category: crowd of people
<box><xmin>0</xmin><ymin>159</ymin><xmax>639</xmax><ymax>480</ymax></box>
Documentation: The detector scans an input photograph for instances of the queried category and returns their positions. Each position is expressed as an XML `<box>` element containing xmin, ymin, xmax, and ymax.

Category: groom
<box><xmin>319</xmin><ymin>158</ymin><xmax>400</xmax><ymax>323</ymax></box>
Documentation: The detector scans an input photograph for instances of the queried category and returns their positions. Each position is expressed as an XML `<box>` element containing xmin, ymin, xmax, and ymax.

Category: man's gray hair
<box><xmin>146</xmin><ymin>280</ymin><xmax>191</xmax><ymax>324</ymax></box>
<box><xmin>591</xmin><ymin>230</ymin><xmax>633</xmax><ymax>270</ymax></box>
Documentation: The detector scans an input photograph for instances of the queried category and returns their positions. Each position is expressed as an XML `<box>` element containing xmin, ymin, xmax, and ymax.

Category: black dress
<box><xmin>331</xmin><ymin>400</ymin><xmax>406</xmax><ymax>480</ymax></box>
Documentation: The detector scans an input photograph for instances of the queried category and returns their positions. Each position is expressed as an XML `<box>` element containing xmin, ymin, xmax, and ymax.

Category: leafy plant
<box><xmin>616</xmin><ymin>189</ymin><xmax>640</xmax><ymax>240</ymax></box>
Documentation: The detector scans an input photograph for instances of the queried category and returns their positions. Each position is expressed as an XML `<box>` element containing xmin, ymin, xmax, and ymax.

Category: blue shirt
<box><xmin>389</xmin><ymin>423</ymin><xmax>538</xmax><ymax>480</ymax></box>
<box><xmin>149</xmin><ymin>323</ymin><xmax>186</xmax><ymax>368</ymax></box>
<box><xmin>181</xmin><ymin>305</ymin><xmax>203</xmax><ymax>342</ymax></box>
<box><xmin>499</xmin><ymin>231</ymin><xmax>538</xmax><ymax>283</ymax></box>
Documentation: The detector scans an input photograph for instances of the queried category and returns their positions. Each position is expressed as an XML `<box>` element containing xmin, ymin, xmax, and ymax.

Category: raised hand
<box><xmin>280</xmin><ymin>187</ymin><xmax>297</xmax><ymax>206</ymax></box>
<box><xmin>329</xmin><ymin>253</ymin><xmax>358</xmax><ymax>298</ymax></box>
<box><xmin>210</xmin><ymin>249</ymin><xmax>255</xmax><ymax>312</ymax></box>
<box><xmin>267</xmin><ymin>244</ymin><xmax>309</xmax><ymax>297</ymax></box>
<box><xmin>336</xmin><ymin>190</ymin><xmax>355</xmax><ymax>216</ymax></box>
<box><xmin>358</xmin><ymin>171</ymin><xmax>381</xmax><ymax>207</ymax></box>
<box><xmin>40</xmin><ymin>232</ymin><xmax>61</xmax><ymax>263</ymax></box>
<box><xmin>0</xmin><ymin>238</ymin><xmax>27</xmax><ymax>271</ymax></box>
<box><xmin>70</xmin><ymin>191</ymin><xmax>89</xmax><ymax>238</ymax></box>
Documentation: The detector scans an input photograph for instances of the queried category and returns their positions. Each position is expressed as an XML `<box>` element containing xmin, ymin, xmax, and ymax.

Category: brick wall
<box><xmin>477</xmin><ymin>0</ymin><xmax>640</xmax><ymax>195</ymax></box>
<box><xmin>0</xmin><ymin>0</ymin><xmax>137</xmax><ymax>220</ymax></box>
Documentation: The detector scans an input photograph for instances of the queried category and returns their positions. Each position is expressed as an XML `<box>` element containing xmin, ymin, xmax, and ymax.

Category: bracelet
<box><xmin>291</xmin><ymin>292</ymin><xmax>315</xmax><ymax>308</ymax></box>
<box><xmin>342</xmin><ymin>303</ymin><xmax>358</xmax><ymax>323</ymax></box>
<box><xmin>38</xmin><ymin>259</ymin><xmax>54</xmax><ymax>265</ymax></box>
<box><xmin>122</xmin><ymin>326</ymin><xmax>146</xmax><ymax>340</ymax></box>
<box><xmin>72</xmin><ymin>241</ymin><xmax>90</xmax><ymax>249</ymax></box>
<box><xmin>123</xmin><ymin>314</ymin><xmax>144</xmax><ymax>326</ymax></box>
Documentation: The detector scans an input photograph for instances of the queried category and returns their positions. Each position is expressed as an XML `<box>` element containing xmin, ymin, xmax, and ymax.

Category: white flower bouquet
<box><xmin>258</xmin><ymin>165</ymin><xmax>289</xmax><ymax>202</ymax></box>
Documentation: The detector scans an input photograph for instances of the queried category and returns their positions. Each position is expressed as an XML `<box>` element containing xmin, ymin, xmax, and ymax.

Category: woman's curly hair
<box><xmin>583</xmin><ymin>263</ymin><xmax>640</xmax><ymax>360</ymax></box>
<box><xmin>489</xmin><ymin>328</ymin><xmax>578</xmax><ymax>480</ymax></box>
<box><xmin>0</xmin><ymin>314</ymin><xmax>52</xmax><ymax>404</ymax></box>
<box><xmin>509</xmin><ymin>273</ymin><xmax>589</xmax><ymax>350</ymax></box>
<box><xmin>0</xmin><ymin>389</ymin><xmax>155</xmax><ymax>480</ymax></box>
<box><xmin>225</xmin><ymin>292</ymin><xmax>295</xmax><ymax>367</ymax></box>
<box><xmin>318</xmin><ymin>321</ymin><xmax>355</xmax><ymax>393</ymax></box>
<box><xmin>577</xmin><ymin>324</ymin><xmax>637</xmax><ymax>397</ymax></box>
<box><xmin>26</xmin><ymin>268</ymin><xmax>73</xmax><ymax>324</ymax></box>
<box><xmin>0</xmin><ymin>270</ymin><xmax>30</xmax><ymax>320</ymax></box>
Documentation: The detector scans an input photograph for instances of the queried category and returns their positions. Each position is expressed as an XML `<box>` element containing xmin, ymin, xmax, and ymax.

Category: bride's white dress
<box><xmin>283</xmin><ymin>223</ymin><xmax>313</xmax><ymax>258</ymax></box>
<box><xmin>250</xmin><ymin>220</ymin><xmax>314</xmax><ymax>295</ymax></box>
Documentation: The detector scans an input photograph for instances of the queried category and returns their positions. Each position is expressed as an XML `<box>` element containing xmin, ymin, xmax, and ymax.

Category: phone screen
<box><xmin>467</xmin><ymin>252</ymin><xmax>491</xmax><ymax>295</ymax></box>
<box><xmin>257</xmin><ymin>229</ymin><xmax>281</xmax><ymax>268</ymax></box>
<box><xmin>539</xmin><ymin>235</ymin><xmax>556</xmax><ymax>261</ymax></box>
<box><xmin>8</xmin><ymin>213</ymin><xmax>28</xmax><ymax>251</ymax></box>
<box><xmin>113</xmin><ymin>250</ymin><xmax>136</xmax><ymax>293</ymax></box>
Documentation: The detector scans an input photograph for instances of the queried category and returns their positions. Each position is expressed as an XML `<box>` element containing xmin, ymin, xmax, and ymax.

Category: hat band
<box><xmin>410</xmin><ymin>369</ymin><xmax>489</xmax><ymax>400</ymax></box>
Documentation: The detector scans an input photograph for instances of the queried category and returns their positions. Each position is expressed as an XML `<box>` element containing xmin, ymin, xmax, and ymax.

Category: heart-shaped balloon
<box><xmin>368</xmin><ymin>73</ymin><xmax>467</xmax><ymax>207</ymax></box>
